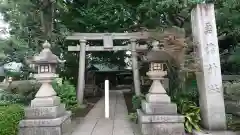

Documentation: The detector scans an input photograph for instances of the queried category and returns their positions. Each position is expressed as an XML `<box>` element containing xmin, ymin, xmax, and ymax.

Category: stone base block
<box><xmin>19</xmin><ymin>111</ymin><xmax>71</xmax><ymax>135</ymax></box>
<box><xmin>146</xmin><ymin>93</ymin><xmax>171</xmax><ymax>103</ymax></box>
<box><xmin>141</xmin><ymin>100</ymin><xmax>177</xmax><ymax>115</ymax></box>
<box><xmin>192</xmin><ymin>130</ymin><xmax>240</xmax><ymax>135</ymax></box>
<box><xmin>25</xmin><ymin>104</ymin><xmax>66</xmax><ymax>119</ymax></box>
<box><xmin>31</xmin><ymin>96</ymin><xmax>61</xmax><ymax>107</ymax></box>
<box><xmin>137</xmin><ymin>109</ymin><xmax>184</xmax><ymax>123</ymax></box>
<box><xmin>139</xmin><ymin>123</ymin><xmax>185</xmax><ymax>135</ymax></box>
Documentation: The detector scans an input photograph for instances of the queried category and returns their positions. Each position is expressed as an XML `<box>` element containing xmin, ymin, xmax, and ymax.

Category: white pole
<box><xmin>105</xmin><ymin>80</ymin><xmax>109</xmax><ymax>118</ymax></box>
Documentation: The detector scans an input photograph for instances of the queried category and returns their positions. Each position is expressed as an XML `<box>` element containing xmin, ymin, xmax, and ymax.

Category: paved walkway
<box><xmin>71</xmin><ymin>91</ymin><xmax>138</xmax><ymax>135</ymax></box>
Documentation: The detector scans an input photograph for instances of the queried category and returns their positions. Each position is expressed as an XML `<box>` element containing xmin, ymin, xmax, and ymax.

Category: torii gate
<box><xmin>66</xmin><ymin>32</ymin><xmax>149</xmax><ymax>104</ymax></box>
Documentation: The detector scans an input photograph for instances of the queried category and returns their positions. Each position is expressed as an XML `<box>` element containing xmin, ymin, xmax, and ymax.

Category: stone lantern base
<box><xmin>137</xmin><ymin>72</ymin><xmax>185</xmax><ymax>135</ymax></box>
<box><xmin>137</xmin><ymin>96</ymin><xmax>185</xmax><ymax>135</ymax></box>
<box><xmin>18</xmin><ymin>96</ymin><xmax>71</xmax><ymax>135</ymax></box>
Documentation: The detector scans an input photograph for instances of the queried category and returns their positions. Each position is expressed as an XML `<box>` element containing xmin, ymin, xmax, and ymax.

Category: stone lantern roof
<box><xmin>31</xmin><ymin>41</ymin><xmax>65</xmax><ymax>64</ymax></box>
<box><xmin>144</xmin><ymin>50</ymin><xmax>172</xmax><ymax>62</ymax></box>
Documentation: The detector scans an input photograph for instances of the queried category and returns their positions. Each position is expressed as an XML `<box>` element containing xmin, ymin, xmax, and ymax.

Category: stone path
<box><xmin>71</xmin><ymin>91</ymin><xmax>138</xmax><ymax>135</ymax></box>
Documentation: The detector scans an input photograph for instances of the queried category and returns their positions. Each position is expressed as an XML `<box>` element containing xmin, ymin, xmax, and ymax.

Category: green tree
<box><xmin>1</xmin><ymin>0</ymin><xmax>240</xmax><ymax>84</ymax></box>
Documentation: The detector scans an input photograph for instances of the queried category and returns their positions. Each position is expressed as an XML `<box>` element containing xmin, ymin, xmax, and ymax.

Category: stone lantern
<box><xmin>30</xmin><ymin>41</ymin><xmax>64</xmax><ymax>99</ymax></box>
<box><xmin>137</xmin><ymin>48</ymin><xmax>185</xmax><ymax>135</ymax></box>
<box><xmin>18</xmin><ymin>41</ymin><xmax>71</xmax><ymax>135</ymax></box>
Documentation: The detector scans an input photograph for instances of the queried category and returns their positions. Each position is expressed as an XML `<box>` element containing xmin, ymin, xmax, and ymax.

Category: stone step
<box><xmin>141</xmin><ymin>100</ymin><xmax>178</xmax><ymax>115</ymax></box>
<box><xmin>25</xmin><ymin>104</ymin><xmax>66</xmax><ymax>119</ymax></box>
<box><xmin>137</xmin><ymin>109</ymin><xmax>184</xmax><ymax>123</ymax></box>
<box><xmin>139</xmin><ymin>123</ymin><xmax>185</xmax><ymax>135</ymax></box>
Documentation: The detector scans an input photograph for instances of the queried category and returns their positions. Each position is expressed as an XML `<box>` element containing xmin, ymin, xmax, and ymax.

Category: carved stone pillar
<box><xmin>191</xmin><ymin>4</ymin><xmax>226</xmax><ymax>130</ymax></box>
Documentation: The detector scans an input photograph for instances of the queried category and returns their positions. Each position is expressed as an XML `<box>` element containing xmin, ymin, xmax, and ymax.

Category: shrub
<box><xmin>0</xmin><ymin>104</ymin><xmax>24</xmax><ymax>135</ymax></box>
<box><xmin>0</xmin><ymin>89</ymin><xmax>30</xmax><ymax>105</ymax></box>
<box><xmin>127</xmin><ymin>94</ymin><xmax>144</xmax><ymax>123</ymax></box>
<box><xmin>223</xmin><ymin>80</ymin><xmax>240</xmax><ymax>101</ymax></box>
<box><xmin>132</xmin><ymin>94</ymin><xmax>145</xmax><ymax>110</ymax></box>
<box><xmin>176</xmin><ymin>99</ymin><xmax>201</xmax><ymax>133</ymax></box>
<box><xmin>0</xmin><ymin>80</ymin><xmax>40</xmax><ymax>105</ymax></box>
<box><xmin>7</xmin><ymin>80</ymin><xmax>40</xmax><ymax>97</ymax></box>
<box><xmin>172</xmin><ymin>86</ymin><xmax>199</xmax><ymax>107</ymax></box>
<box><xmin>171</xmin><ymin>84</ymin><xmax>201</xmax><ymax>133</ymax></box>
<box><xmin>52</xmin><ymin>80</ymin><xmax>79</xmax><ymax>111</ymax></box>
<box><xmin>229</xmin><ymin>120</ymin><xmax>240</xmax><ymax>131</ymax></box>
<box><xmin>128</xmin><ymin>112</ymin><xmax>138</xmax><ymax>123</ymax></box>
<box><xmin>223</xmin><ymin>80</ymin><xmax>240</xmax><ymax>130</ymax></box>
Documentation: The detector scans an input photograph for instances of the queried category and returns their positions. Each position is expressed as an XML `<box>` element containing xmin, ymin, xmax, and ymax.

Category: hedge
<box><xmin>0</xmin><ymin>104</ymin><xmax>24</xmax><ymax>135</ymax></box>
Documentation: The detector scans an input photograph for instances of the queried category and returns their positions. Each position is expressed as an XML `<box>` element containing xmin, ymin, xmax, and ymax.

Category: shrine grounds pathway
<box><xmin>69</xmin><ymin>90</ymin><xmax>239</xmax><ymax>135</ymax></box>
<box><xmin>71</xmin><ymin>90</ymin><xmax>141</xmax><ymax>135</ymax></box>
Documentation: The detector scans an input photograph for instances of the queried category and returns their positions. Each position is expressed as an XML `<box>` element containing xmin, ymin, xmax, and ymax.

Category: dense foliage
<box><xmin>0</xmin><ymin>0</ymin><xmax>239</xmax><ymax>85</ymax></box>
<box><xmin>0</xmin><ymin>104</ymin><xmax>24</xmax><ymax>135</ymax></box>
<box><xmin>0</xmin><ymin>90</ymin><xmax>30</xmax><ymax>105</ymax></box>
<box><xmin>52</xmin><ymin>80</ymin><xmax>79</xmax><ymax>111</ymax></box>
<box><xmin>223</xmin><ymin>80</ymin><xmax>240</xmax><ymax>130</ymax></box>
<box><xmin>0</xmin><ymin>80</ymin><xmax>40</xmax><ymax>105</ymax></box>
<box><xmin>0</xmin><ymin>78</ymin><xmax>78</xmax><ymax>112</ymax></box>
<box><xmin>224</xmin><ymin>80</ymin><xmax>240</xmax><ymax>101</ymax></box>
<box><xmin>175</xmin><ymin>95</ymin><xmax>201</xmax><ymax>133</ymax></box>
<box><xmin>132</xmin><ymin>94</ymin><xmax>145</xmax><ymax>110</ymax></box>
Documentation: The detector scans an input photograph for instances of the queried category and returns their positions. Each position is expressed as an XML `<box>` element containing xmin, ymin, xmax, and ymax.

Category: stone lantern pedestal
<box><xmin>137</xmin><ymin>62</ymin><xmax>185</xmax><ymax>135</ymax></box>
<box><xmin>18</xmin><ymin>41</ymin><xmax>71</xmax><ymax>135</ymax></box>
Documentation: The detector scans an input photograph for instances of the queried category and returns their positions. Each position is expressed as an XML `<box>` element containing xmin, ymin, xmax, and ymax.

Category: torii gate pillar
<box><xmin>130</xmin><ymin>39</ymin><xmax>141</xmax><ymax>96</ymax></box>
<box><xmin>77</xmin><ymin>39</ymin><xmax>86</xmax><ymax>104</ymax></box>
